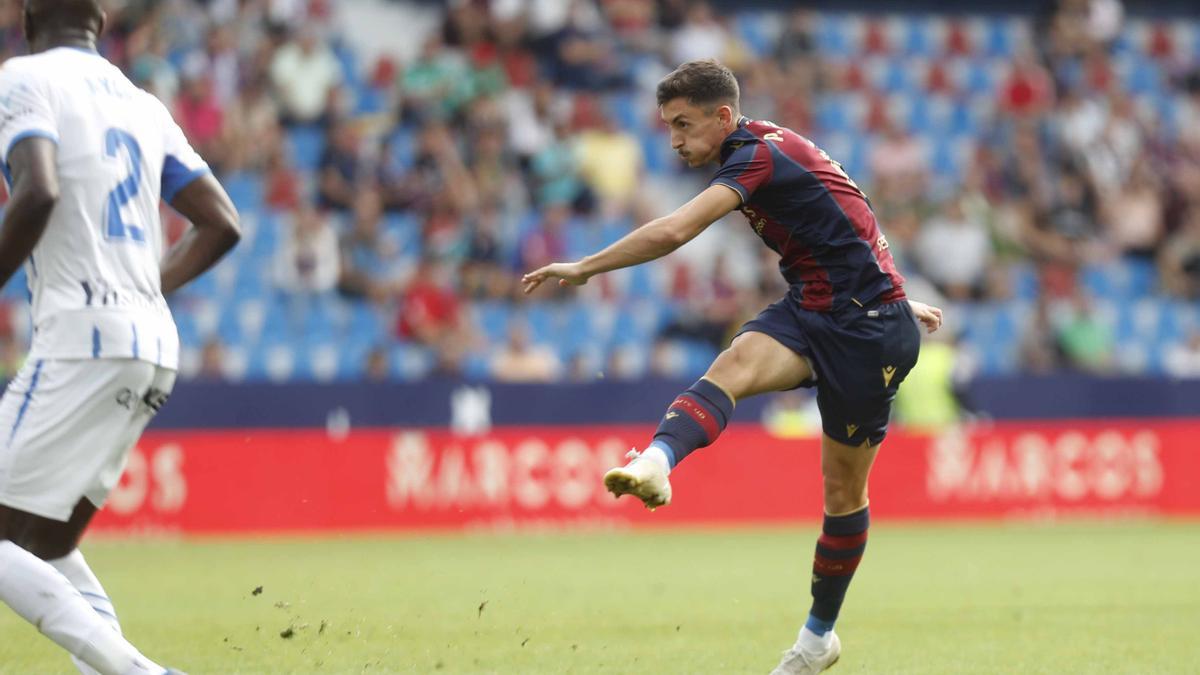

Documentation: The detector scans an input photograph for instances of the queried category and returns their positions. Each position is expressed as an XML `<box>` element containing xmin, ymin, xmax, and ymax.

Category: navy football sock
<box><xmin>806</xmin><ymin>506</ymin><xmax>870</xmax><ymax>635</ymax></box>
<box><xmin>651</xmin><ymin>378</ymin><xmax>734</xmax><ymax>468</ymax></box>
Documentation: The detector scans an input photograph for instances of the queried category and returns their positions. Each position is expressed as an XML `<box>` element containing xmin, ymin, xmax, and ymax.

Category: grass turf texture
<box><xmin>0</xmin><ymin>522</ymin><xmax>1196</xmax><ymax>674</ymax></box>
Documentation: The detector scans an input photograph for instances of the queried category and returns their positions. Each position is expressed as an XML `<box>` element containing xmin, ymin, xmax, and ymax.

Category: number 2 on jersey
<box><xmin>103</xmin><ymin>128</ymin><xmax>145</xmax><ymax>243</ymax></box>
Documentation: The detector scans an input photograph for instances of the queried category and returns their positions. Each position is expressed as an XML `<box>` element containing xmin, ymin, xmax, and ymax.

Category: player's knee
<box><xmin>822</xmin><ymin>474</ymin><xmax>868</xmax><ymax>515</ymax></box>
<box><xmin>704</xmin><ymin>350</ymin><xmax>748</xmax><ymax>400</ymax></box>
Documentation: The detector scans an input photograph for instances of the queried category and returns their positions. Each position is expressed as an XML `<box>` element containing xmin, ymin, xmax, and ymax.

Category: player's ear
<box><xmin>718</xmin><ymin>104</ymin><xmax>734</xmax><ymax>127</ymax></box>
<box><xmin>97</xmin><ymin>10</ymin><xmax>106</xmax><ymax>37</ymax></box>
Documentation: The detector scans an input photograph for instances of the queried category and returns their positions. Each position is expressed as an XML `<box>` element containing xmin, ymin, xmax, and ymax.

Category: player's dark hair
<box><xmin>24</xmin><ymin>0</ymin><xmax>104</xmax><ymax>44</ymax></box>
<box><xmin>656</xmin><ymin>59</ymin><xmax>740</xmax><ymax>112</ymax></box>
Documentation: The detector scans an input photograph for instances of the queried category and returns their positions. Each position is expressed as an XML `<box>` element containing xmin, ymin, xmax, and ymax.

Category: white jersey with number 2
<box><xmin>0</xmin><ymin>46</ymin><xmax>210</xmax><ymax>370</ymax></box>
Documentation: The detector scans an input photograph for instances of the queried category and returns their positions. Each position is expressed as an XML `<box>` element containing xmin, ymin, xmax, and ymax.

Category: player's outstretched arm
<box><xmin>161</xmin><ymin>174</ymin><xmax>241</xmax><ymax>295</ymax></box>
<box><xmin>908</xmin><ymin>299</ymin><xmax>944</xmax><ymax>334</ymax></box>
<box><xmin>0</xmin><ymin>137</ymin><xmax>59</xmax><ymax>289</ymax></box>
<box><xmin>521</xmin><ymin>185</ymin><xmax>740</xmax><ymax>294</ymax></box>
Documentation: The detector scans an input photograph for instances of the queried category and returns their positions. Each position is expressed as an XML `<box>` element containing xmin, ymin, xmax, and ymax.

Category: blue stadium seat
<box><xmin>880</xmin><ymin>59</ymin><xmax>915</xmax><ymax>94</ymax></box>
<box><xmin>815</xmin><ymin>14</ymin><xmax>851</xmax><ymax>58</ymax></box>
<box><xmin>608</xmin><ymin>91</ymin><xmax>643</xmax><ymax>131</ymax></box>
<box><xmin>735</xmin><ymin>12</ymin><xmax>777</xmax><ymax>58</ymax></box>
<box><xmin>346</xmin><ymin>301</ymin><xmax>387</xmax><ymax>343</ymax></box>
<box><xmin>983</xmin><ymin>17</ymin><xmax>1016</xmax><ymax>58</ymax></box>
<box><xmin>172</xmin><ymin>304</ymin><xmax>201</xmax><ymax>348</ymax></box>
<box><xmin>386</xmin><ymin>127</ymin><xmax>417</xmax><ymax>171</ymax></box>
<box><xmin>1124</xmin><ymin>57</ymin><xmax>1163</xmax><ymax>95</ymax></box>
<box><xmin>287</xmin><ymin>126</ymin><xmax>326</xmax><ymax>173</ymax></box>
<box><xmin>461</xmin><ymin>350</ymin><xmax>492</xmax><ymax>380</ymax></box>
<box><xmin>906</xmin><ymin>95</ymin><xmax>933</xmax><ymax>134</ymax></box>
<box><xmin>815</xmin><ymin>96</ymin><xmax>851</xmax><ymax>134</ymax></box>
<box><xmin>523</xmin><ymin>304</ymin><xmax>555</xmax><ymax>343</ymax></box>
<box><xmin>948</xmin><ymin>98</ymin><xmax>981</xmax><ymax>137</ymax></box>
<box><xmin>1</xmin><ymin>267</ymin><xmax>26</xmax><ymax>300</ymax></box>
<box><xmin>336</xmin><ymin>335</ymin><xmax>376</xmax><ymax>380</ymax></box>
<box><xmin>1009</xmin><ymin>262</ymin><xmax>1039</xmax><ymax>300</ymax></box>
<box><xmin>473</xmin><ymin>301</ymin><xmax>510</xmax><ymax>343</ymax></box>
<box><xmin>902</xmin><ymin>16</ymin><xmax>935</xmax><ymax>57</ymax></box>
<box><xmin>962</xmin><ymin>59</ymin><xmax>995</xmax><ymax>96</ymax></box>
<box><xmin>222</xmin><ymin>172</ymin><xmax>263</xmax><ymax>210</ymax></box>
<box><xmin>391</xmin><ymin>342</ymin><xmax>434</xmax><ymax>381</ymax></box>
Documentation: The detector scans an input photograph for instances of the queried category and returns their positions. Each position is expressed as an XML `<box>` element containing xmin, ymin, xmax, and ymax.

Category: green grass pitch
<box><xmin>1</xmin><ymin>521</ymin><xmax>1197</xmax><ymax>674</ymax></box>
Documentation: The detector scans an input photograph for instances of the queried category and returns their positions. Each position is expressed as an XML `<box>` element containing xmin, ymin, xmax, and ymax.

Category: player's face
<box><xmin>661</xmin><ymin>98</ymin><xmax>732</xmax><ymax>168</ymax></box>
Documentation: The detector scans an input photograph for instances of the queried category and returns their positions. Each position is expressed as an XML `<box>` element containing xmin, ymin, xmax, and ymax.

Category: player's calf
<box><xmin>644</xmin><ymin>377</ymin><xmax>734</xmax><ymax>470</ymax></box>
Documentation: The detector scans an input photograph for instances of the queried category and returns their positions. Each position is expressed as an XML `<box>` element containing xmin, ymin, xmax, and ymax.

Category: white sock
<box><xmin>798</xmin><ymin>625</ymin><xmax>833</xmax><ymax>652</ymax></box>
<box><xmin>641</xmin><ymin>442</ymin><xmax>673</xmax><ymax>474</ymax></box>
<box><xmin>0</xmin><ymin>541</ymin><xmax>163</xmax><ymax>675</ymax></box>
<box><xmin>50</xmin><ymin>549</ymin><xmax>122</xmax><ymax>675</ymax></box>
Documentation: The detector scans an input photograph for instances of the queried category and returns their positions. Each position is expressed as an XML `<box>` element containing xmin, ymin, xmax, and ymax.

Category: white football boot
<box><xmin>770</xmin><ymin>631</ymin><xmax>841</xmax><ymax>675</ymax></box>
<box><xmin>602</xmin><ymin>449</ymin><xmax>672</xmax><ymax>510</ymax></box>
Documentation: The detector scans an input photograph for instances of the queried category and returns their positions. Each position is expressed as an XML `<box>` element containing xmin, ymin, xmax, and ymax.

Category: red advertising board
<box><xmin>90</xmin><ymin>421</ymin><xmax>1200</xmax><ymax>534</ymax></box>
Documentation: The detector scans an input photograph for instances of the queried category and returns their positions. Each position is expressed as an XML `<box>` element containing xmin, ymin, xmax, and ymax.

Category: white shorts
<box><xmin>0</xmin><ymin>358</ymin><xmax>176</xmax><ymax>522</ymax></box>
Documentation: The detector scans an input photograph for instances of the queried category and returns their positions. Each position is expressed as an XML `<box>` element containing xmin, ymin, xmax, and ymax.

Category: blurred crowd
<box><xmin>0</xmin><ymin>0</ymin><xmax>1197</xmax><ymax>389</ymax></box>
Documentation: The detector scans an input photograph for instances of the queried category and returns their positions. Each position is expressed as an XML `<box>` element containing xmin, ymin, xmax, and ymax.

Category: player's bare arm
<box><xmin>521</xmin><ymin>184</ymin><xmax>741</xmax><ymax>294</ymax></box>
<box><xmin>908</xmin><ymin>299</ymin><xmax>943</xmax><ymax>333</ymax></box>
<box><xmin>160</xmin><ymin>173</ymin><xmax>241</xmax><ymax>295</ymax></box>
<box><xmin>0</xmin><ymin>137</ymin><xmax>59</xmax><ymax>288</ymax></box>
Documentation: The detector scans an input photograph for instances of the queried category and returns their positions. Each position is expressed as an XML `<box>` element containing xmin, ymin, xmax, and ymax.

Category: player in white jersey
<box><xmin>0</xmin><ymin>1</ymin><xmax>240</xmax><ymax>673</ymax></box>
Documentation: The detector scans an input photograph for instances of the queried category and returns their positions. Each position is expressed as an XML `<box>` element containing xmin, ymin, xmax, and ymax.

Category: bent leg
<box><xmin>651</xmin><ymin>331</ymin><xmax>813</xmax><ymax>468</ymax></box>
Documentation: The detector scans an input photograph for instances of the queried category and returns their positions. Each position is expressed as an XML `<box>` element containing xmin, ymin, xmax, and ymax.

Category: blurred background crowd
<box><xmin>0</xmin><ymin>0</ymin><xmax>1197</xmax><ymax>396</ymax></box>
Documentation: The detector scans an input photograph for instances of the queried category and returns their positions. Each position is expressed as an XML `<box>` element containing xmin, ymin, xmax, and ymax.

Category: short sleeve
<box><xmin>709</xmin><ymin>137</ymin><xmax>774</xmax><ymax>203</ymax></box>
<box><xmin>0</xmin><ymin>67</ymin><xmax>59</xmax><ymax>167</ymax></box>
<box><xmin>160</xmin><ymin>112</ymin><xmax>211</xmax><ymax>203</ymax></box>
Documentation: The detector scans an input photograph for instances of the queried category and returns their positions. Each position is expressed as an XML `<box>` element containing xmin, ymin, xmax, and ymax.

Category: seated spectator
<box><xmin>530</xmin><ymin>120</ymin><xmax>589</xmax><ymax>210</ymax></box>
<box><xmin>461</xmin><ymin>203</ymin><xmax>512</xmax><ymax>300</ymax></box>
<box><xmin>198</xmin><ymin>336</ymin><xmax>231</xmax><ymax>381</ymax></box>
<box><xmin>574</xmin><ymin>96</ymin><xmax>644</xmax><ymax>215</ymax></box>
<box><xmin>397</xmin><ymin>259</ymin><xmax>466</xmax><ymax>349</ymax></box>
<box><xmin>365</xmin><ymin>345</ymin><xmax>391</xmax><ymax>381</ymax></box>
<box><xmin>274</xmin><ymin>203</ymin><xmax>340</xmax><ymax>295</ymax></box>
<box><xmin>270</xmin><ymin>25</ymin><xmax>343</xmax><ymax>127</ymax></box>
<box><xmin>1102</xmin><ymin>158</ymin><xmax>1163</xmax><ymax>258</ymax></box>
<box><xmin>175</xmin><ymin>73</ymin><xmax>225</xmax><ymax>168</ymax></box>
<box><xmin>318</xmin><ymin>119</ymin><xmax>368</xmax><ymax>211</ymax></box>
<box><xmin>263</xmin><ymin>145</ymin><xmax>303</xmax><ymax>211</ymax></box>
<box><xmin>1160</xmin><ymin>208</ymin><xmax>1200</xmax><ymax>299</ymax></box>
<box><xmin>490</xmin><ymin>321</ymin><xmax>562</xmax><ymax>382</ymax></box>
<box><xmin>338</xmin><ymin>189</ymin><xmax>408</xmax><ymax>304</ymax></box>
<box><xmin>999</xmin><ymin>49</ymin><xmax>1054</xmax><ymax>118</ymax></box>
<box><xmin>1019</xmin><ymin>295</ymin><xmax>1065</xmax><ymax>374</ymax></box>
<box><xmin>222</xmin><ymin>74</ymin><xmax>281</xmax><ymax>172</ymax></box>
<box><xmin>1164</xmin><ymin>330</ymin><xmax>1200</xmax><ymax>378</ymax></box>
<box><xmin>913</xmin><ymin>195</ymin><xmax>994</xmax><ymax>300</ymax></box>
<box><xmin>869</xmin><ymin>116</ymin><xmax>929</xmax><ymax>204</ymax></box>
<box><xmin>1056</xmin><ymin>292</ymin><xmax>1115</xmax><ymax>374</ymax></box>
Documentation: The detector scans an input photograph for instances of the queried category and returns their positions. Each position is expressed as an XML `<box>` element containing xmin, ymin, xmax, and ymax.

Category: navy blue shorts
<box><xmin>737</xmin><ymin>294</ymin><xmax>920</xmax><ymax>446</ymax></box>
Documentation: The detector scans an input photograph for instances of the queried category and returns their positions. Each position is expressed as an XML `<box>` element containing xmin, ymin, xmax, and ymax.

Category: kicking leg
<box><xmin>0</xmin><ymin>500</ymin><xmax>164</xmax><ymax>675</ymax></box>
<box><xmin>604</xmin><ymin>331</ymin><xmax>813</xmax><ymax>508</ymax></box>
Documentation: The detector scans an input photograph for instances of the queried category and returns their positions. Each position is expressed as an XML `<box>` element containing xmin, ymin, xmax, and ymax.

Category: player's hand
<box><xmin>521</xmin><ymin>261</ymin><xmax>590</xmax><ymax>294</ymax></box>
<box><xmin>909</xmin><ymin>299</ymin><xmax>943</xmax><ymax>334</ymax></box>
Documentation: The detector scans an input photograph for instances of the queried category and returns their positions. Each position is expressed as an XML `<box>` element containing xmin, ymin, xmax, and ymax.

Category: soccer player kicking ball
<box><xmin>0</xmin><ymin>1</ymin><xmax>240</xmax><ymax>673</ymax></box>
<box><xmin>523</xmin><ymin>59</ymin><xmax>942</xmax><ymax>674</ymax></box>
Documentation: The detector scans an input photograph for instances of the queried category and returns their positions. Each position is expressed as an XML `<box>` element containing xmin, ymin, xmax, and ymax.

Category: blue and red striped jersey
<box><xmin>709</xmin><ymin>117</ymin><xmax>906</xmax><ymax>312</ymax></box>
